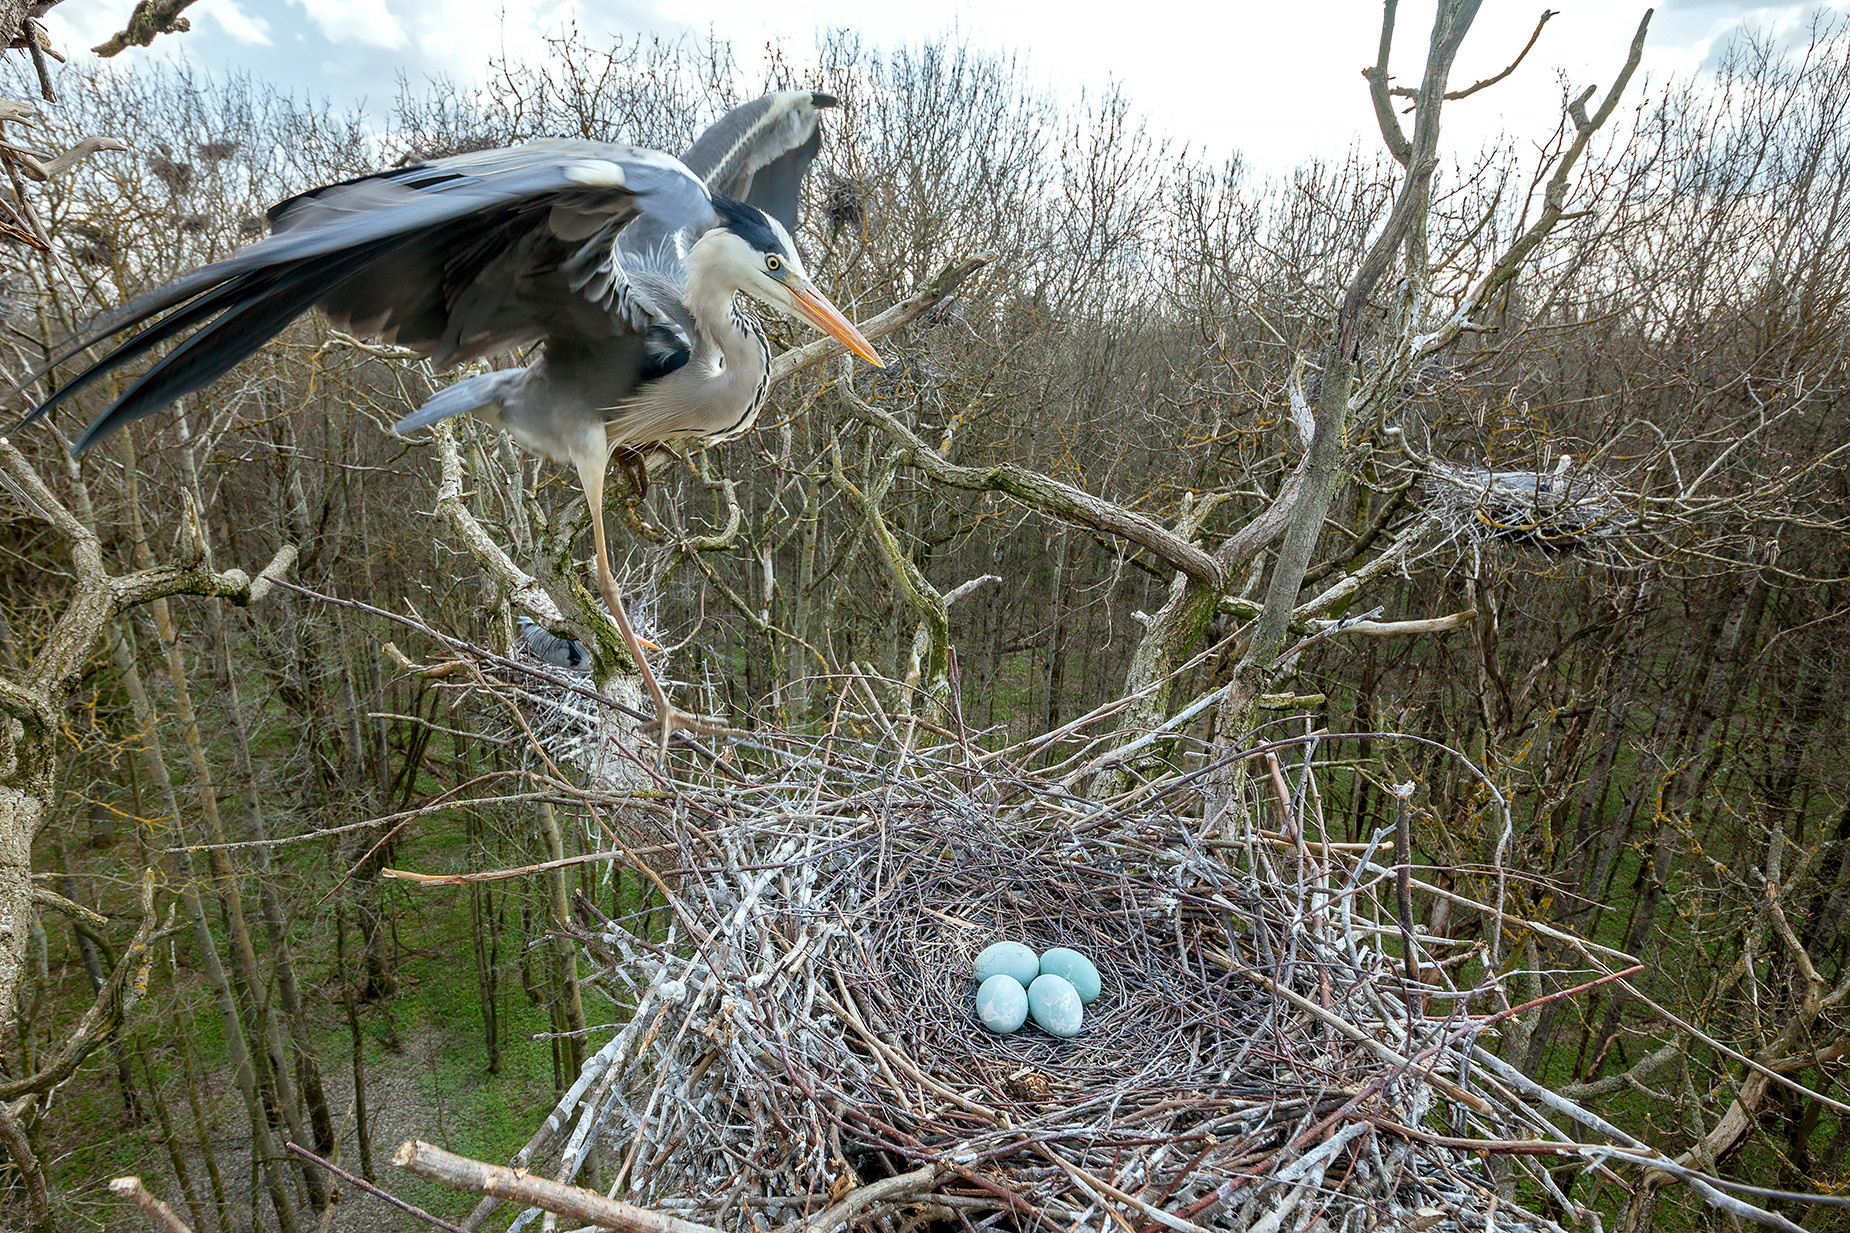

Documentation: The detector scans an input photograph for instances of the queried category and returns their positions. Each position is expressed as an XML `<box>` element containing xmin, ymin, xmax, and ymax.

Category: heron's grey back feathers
<box><xmin>516</xmin><ymin>616</ymin><xmax>590</xmax><ymax>670</ymax></box>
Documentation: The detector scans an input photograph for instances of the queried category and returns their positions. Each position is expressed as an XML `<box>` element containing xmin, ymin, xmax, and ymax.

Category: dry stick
<box><xmin>110</xmin><ymin>1178</ymin><xmax>196</xmax><ymax>1233</ymax></box>
<box><xmin>1599</xmin><ymin>967</ymin><xmax>1850</xmax><ymax>1117</ymax></box>
<box><xmin>173</xmin><ymin>1004</ymin><xmax>233</xmax><ymax>1233</ymax></box>
<box><xmin>172</xmin><ymin>788</ymin><xmax>571</xmax><ymax>852</ymax></box>
<box><xmin>825</xmin><ymin>981</ymin><xmax>999</xmax><ymax>1123</ymax></box>
<box><xmin>383</xmin><ymin>844</ymin><xmax>673</xmax><ymax>886</ymax></box>
<box><xmin>798</xmin><ymin>1164</ymin><xmax>945</xmax><ymax>1233</ymax></box>
<box><xmin>136</xmin><ymin>1039</ymin><xmax>205</xmax><ymax>1230</ymax></box>
<box><xmin>1391</xmin><ymin>788</ymin><xmax>1421</xmax><ymax>1018</ymax></box>
<box><xmin>459</xmin><ymin>1003</ymin><xmax>671</xmax><ymax>1233</ymax></box>
<box><xmin>1465</xmin><ymin>1050</ymin><xmax>1807</xmax><ymax>1233</ymax></box>
<box><xmin>313</xmin><ymin>1098</ymin><xmax>363</xmax><ymax>1233</ymax></box>
<box><xmin>1029</xmin><ymin>1144</ymin><xmax>1211</xmax><ymax>1233</ymax></box>
<box><xmin>0</xmin><ymin>869</ymin><xmax>160</xmax><ymax>1101</ymax></box>
<box><xmin>394</xmin><ymin>1140</ymin><xmax>723</xmax><ymax>1233</ymax></box>
<box><xmin>1229</xmin><ymin>963</ymin><xmax>1489</xmax><ymax>1113</ymax></box>
<box><xmin>287</xmin><ymin>1142</ymin><xmax>467</xmax><ymax>1233</ymax></box>
<box><xmin>332</xmin><ymin>909</ymin><xmax>376</xmax><ymax>1181</ymax></box>
<box><xmin>1359</xmin><ymin>1114</ymin><xmax>1850</xmax><ymax>1210</ymax></box>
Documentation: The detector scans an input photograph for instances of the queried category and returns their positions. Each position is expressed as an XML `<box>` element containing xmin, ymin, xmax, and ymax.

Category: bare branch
<box><xmin>431</xmin><ymin>424</ymin><xmax>565</xmax><ymax>625</ymax></box>
<box><xmin>840</xmin><ymin>384</ymin><xmax>1224</xmax><ymax>586</ymax></box>
<box><xmin>1447</xmin><ymin>10</ymin><xmax>1557</xmax><ymax>101</ymax></box>
<box><xmin>394</xmin><ymin>1140</ymin><xmax>722</xmax><ymax>1233</ymax></box>
<box><xmin>1363</xmin><ymin>0</ymin><xmax>1413</xmax><ymax>165</ymax></box>
<box><xmin>769</xmin><ymin>255</ymin><xmax>992</xmax><ymax>387</ymax></box>
<box><xmin>92</xmin><ymin>0</ymin><xmax>199</xmax><ymax>57</ymax></box>
<box><xmin>108</xmin><ymin>1178</ymin><xmax>195</xmax><ymax>1233</ymax></box>
<box><xmin>289</xmin><ymin>1142</ymin><xmax>468</xmax><ymax>1233</ymax></box>
<box><xmin>1307</xmin><ymin>609</ymin><xmax>1476</xmax><ymax>637</ymax></box>
<box><xmin>1414</xmin><ymin>10</ymin><xmax>1652</xmax><ymax>358</ymax></box>
<box><xmin>0</xmin><ymin>872</ymin><xmax>160</xmax><ymax>1101</ymax></box>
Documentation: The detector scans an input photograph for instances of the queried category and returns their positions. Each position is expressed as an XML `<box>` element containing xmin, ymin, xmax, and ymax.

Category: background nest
<box><xmin>1421</xmin><ymin>459</ymin><xmax>1641</xmax><ymax>565</ymax></box>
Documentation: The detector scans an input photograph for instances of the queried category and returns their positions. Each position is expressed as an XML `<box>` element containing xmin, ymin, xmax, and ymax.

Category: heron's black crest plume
<box><xmin>708</xmin><ymin>193</ymin><xmax>788</xmax><ymax>257</ymax></box>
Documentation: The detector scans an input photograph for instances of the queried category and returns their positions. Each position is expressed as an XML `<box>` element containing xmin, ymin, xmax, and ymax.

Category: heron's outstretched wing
<box><xmin>13</xmin><ymin>140</ymin><xmax>716</xmax><ymax>453</ymax></box>
<box><xmin>681</xmin><ymin>91</ymin><xmax>836</xmax><ymax>234</ymax></box>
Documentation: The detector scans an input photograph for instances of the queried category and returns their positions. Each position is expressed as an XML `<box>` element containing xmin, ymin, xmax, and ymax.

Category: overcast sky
<box><xmin>39</xmin><ymin>0</ymin><xmax>1847</xmax><ymax>175</ymax></box>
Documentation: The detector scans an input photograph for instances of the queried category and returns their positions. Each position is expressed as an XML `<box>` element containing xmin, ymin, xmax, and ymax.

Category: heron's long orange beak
<box><xmin>789</xmin><ymin>282</ymin><xmax>885</xmax><ymax>367</ymax></box>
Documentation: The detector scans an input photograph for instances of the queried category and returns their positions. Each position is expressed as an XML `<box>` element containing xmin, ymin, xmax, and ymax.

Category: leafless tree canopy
<box><xmin>0</xmin><ymin>10</ymin><xmax>1847</xmax><ymax>1233</ymax></box>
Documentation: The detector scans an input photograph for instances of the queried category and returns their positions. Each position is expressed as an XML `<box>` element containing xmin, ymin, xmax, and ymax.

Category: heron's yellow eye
<box><xmin>766</xmin><ymin>255</ymin><xmax>782</xmax><ymax>272</ymax></box>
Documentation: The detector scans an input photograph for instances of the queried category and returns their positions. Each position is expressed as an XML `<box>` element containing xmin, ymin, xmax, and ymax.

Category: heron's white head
<box><xmin>696</xmin><ymin>195</ymin><xmax>884</xmax><ymax>367</ymax></box>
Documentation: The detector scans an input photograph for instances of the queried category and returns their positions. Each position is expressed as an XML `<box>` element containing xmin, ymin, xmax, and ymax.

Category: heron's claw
<box><xmin>639</xmin><ymin>703</ymin><xmax>731</xmax><ymax>753</ymax></box>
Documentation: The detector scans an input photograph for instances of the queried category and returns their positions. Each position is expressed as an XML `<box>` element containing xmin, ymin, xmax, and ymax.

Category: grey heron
<box><xmin>1484</xmin><ymin>454</ymin><xmax>1573</xmax><ymax>499</ymax></box>
<box><xmin>9</xmin><ymin>90</ymin><xmax>882</xmax><ymax>741</ymax></box>
<box><xmin>518</xmin><ymin>616</ymin><xmax>591</xmax><ymax>672</ymax></box>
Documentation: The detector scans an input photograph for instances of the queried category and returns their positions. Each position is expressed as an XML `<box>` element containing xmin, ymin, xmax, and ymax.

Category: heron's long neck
<box><xmin>683</xmin><ymin>260</ymin><xmax>771</xmax><ymax>431</ymax></box>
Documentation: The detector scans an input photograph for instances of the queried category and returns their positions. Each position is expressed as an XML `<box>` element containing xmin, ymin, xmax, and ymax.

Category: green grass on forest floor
<box><xmin>44</xmin><ymin>842</ymin><xmax>627</xmax><ymax>1232</ymax></box>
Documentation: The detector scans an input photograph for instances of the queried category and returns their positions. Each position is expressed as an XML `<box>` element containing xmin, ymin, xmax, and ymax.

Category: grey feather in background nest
<box><xmin>517</xmin><ymin>616</ymin><xmax>590</xmax><ymax>671</ymax></box>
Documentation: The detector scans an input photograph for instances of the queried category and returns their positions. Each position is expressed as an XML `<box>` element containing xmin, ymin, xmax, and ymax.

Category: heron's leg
<box><xmin>581</xmin><ymin>463</ymin><xmax>724</xmax><ymax>754</ymax></box>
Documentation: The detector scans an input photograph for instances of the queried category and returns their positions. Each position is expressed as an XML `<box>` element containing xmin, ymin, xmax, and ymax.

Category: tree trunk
<box><xmin>538</xmin><ymin>802</ymin><xmax>588</xmax><ymax>1083</ymax></box>
<box><xmin>109</xmin><ymin>629</ymin><xmax>301</xmax><ymax>1233</ymax></box>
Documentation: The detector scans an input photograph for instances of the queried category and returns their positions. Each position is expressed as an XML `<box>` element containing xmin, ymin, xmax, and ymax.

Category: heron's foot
<box><xmin>638</xmin><ymin>702</ymin><xmax>732</xmax><ymax>755</ymax></box>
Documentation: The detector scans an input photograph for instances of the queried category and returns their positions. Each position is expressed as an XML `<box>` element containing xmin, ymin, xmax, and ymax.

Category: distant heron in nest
<box><xmin>518</xmin><ymin>616</ymin><xmax>590</xmax><ymax>672</ymax></box>
<box><xmin>1483</xmin><ymin>453</ymin><xmax>1573</xmax><ymax>499</ymax></box>
<box><xmin>10</xmin><ymin>91</ymin><xmax>883</xmax><ymax>742</ymax></box>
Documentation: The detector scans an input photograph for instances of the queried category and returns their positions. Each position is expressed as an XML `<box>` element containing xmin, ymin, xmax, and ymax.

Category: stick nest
<box><xmin>1421</xmin><ymin>459</ymin><xmax>1640</xmax><ymax>565</ymax></box>
<box><xmin>514</xmin><ymin>722</ymin><xmax>1588</xmax><ymax>1233</ymax></box>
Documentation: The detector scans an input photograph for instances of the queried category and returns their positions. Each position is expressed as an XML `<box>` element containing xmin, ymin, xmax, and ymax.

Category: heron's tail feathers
<box><xmin>392</xmin><ymin>369</ymin><xmax>520</xmax><ymax>436</ymax></box>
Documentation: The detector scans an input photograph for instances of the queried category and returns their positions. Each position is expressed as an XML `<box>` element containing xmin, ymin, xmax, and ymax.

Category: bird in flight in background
<box><xmin>10</xmin><ymin>90</ymin><xmax>884</xmax><ymax>744</ymax></box>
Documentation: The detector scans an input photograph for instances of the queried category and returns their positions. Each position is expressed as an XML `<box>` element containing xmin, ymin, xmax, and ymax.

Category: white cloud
<box><xmin>196</xmin><ymin>0</ymin><xmax>273</xmax><ymax>47</ymax></box>
<box><xmin>287</xmin><ymin>0</ymin><xmax>409</xmax><ymax>51</ymax></box>
<box><xmin>402</xmin><ymin>0</ymin><xmax>593</xmax><ymax>75</ymax></box>
<box><xmin>39</xmin><ymin>0</ymin><xmax>140</xmax><ymax>60</ymax></box>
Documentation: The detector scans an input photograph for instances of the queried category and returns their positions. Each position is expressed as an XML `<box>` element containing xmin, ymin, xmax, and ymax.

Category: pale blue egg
<box><xmin>1038</xmin><ymin>948</ymin><xmax>1102</xmax><ymax>1004</ymax></box>
<box><xmin>1027</xmin><ymin>974</ymin><xmax>1084</xmax><ymax>1037</ymax></box>
<box><xmin>976</xmin><ymin>974</ymin><xmax>1029</xmax><ymax>1033</ymax></box>
<box><xmin>973</xmin><ymin>941</ymin><xmax>1039</xmax><ymax>987</ymax></box>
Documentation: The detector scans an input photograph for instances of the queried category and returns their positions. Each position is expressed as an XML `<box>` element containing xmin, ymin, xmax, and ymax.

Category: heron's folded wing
<box><xmin>13</xmin><ymin>140</ymin><xmax>717</xmax><ymax>453</ymax></box>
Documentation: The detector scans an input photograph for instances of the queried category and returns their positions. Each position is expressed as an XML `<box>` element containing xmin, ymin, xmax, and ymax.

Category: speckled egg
<box><xmin>976</xmin><ymin>974</ymin><xmax>1029</xmax><ymax>1033</ymax></box>
<box><xmin>973</xmin><ymin>940</ymin><xmax>1039</xmax><ymax>988</ymax></box>
<box><xmin>1037</xmin><ymin>948</ymin><xmax>1102</xmax><ymax>1004</ymax></box>
<box><xmin>1027</xmin><ymin>974</ymin><xmax>1084</xmax><ymax>1037</ymax></box>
